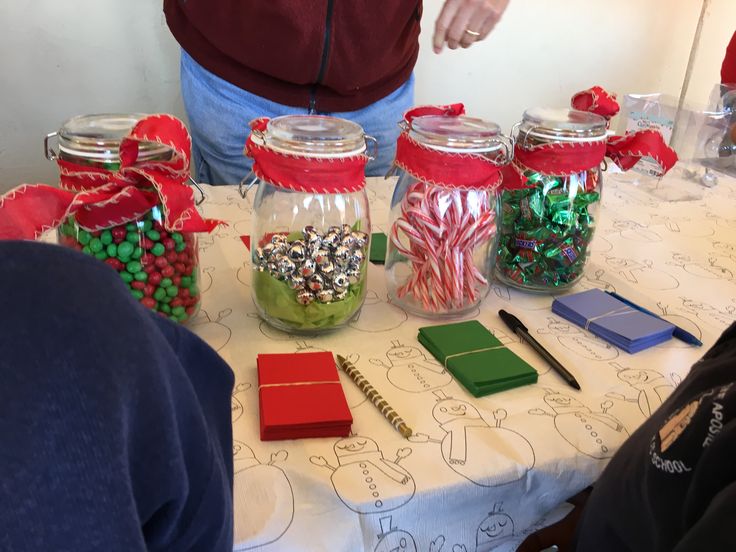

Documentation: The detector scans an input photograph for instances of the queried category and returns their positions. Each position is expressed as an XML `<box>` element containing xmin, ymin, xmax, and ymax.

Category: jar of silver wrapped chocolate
<box><xmin>244</xmin><ymin>115</ymin><xmax>372</xmax><ymax>333</ymax></box>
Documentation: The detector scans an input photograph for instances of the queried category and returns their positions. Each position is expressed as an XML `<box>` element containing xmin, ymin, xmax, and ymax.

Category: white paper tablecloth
<box><xmin>191</xmin><ymin>170</ymin><xmax>736</xmax><ymax>552</ymax></box>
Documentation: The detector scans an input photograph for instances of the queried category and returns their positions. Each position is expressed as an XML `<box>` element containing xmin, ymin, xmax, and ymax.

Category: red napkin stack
<box><xmin>257</xmin><ymin>351</ymin><xmax>353</xmax><ymax>441</ymax></box>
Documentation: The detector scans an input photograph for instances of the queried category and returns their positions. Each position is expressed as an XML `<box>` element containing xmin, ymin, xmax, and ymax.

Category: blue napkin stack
<box><xmin>552</xmin><ymin>289</ymin><xmax>675</xmax><ymax>353</ymax></box>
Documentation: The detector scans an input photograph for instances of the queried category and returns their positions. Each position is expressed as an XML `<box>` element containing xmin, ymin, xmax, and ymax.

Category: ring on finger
<box><xmin>464</xmin><ymin>29</ymin><xmax>481</xmax><ymax>37</ymax></box>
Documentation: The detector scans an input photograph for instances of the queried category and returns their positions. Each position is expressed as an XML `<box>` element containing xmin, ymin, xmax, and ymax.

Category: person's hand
<box><xmin>432</xmin><ymin>0</ymin><xmax>510</xmax><ymax>53</ymax></box>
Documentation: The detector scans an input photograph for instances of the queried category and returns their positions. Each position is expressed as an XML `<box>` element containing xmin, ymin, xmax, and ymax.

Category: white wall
<box><xmin>1</xmin><ymin>0</ymin><xmax>734</xmax><ymax>193</ymax></box>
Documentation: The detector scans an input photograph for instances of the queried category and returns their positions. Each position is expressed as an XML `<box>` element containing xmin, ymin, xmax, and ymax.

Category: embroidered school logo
<box><xmin>658</xmin><ymin>399</ymin><xmax>700</xmax><ymax>453</ymax></box>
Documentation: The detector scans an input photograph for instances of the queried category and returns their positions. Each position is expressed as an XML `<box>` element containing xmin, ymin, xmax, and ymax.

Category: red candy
<box><xmin>163</xmin><ymin>238</ymin><xmax>176</xmax><ymax>251</ymax></box>
<box><xmin>142</xmin><ymin>237</ymin><xmax>155</xmax><ymax>250</ymax></box>
<box><xmin>154</xmin><ymin>256</ymin><xmax>168</xmax><ymax>269</ymax></box>
<box><xmin>140</xmin><ymin>253</ymin><xmax>155</xmax><ymax>266</ymax></box>
<box><xmin>166</xmin><ymin>251</ymin><xmax>178</xmax><ymax>264</ymax></box>
<box><xmin>148</xmin><ymin>272</ymin><xmax>162</xmax><ymax>286</ymax></box>
<box><xmin>131</xmin><ymin>281</ymin><xmax>146</xmax><ymax>290</ymax></box>
<box><xmin>105</xmin><ymin>258</ymin><xmax>124</xmax><ymax>271</ymax></box>
<box><xmin>174</xmin><ymin>262</ymin><xmax>186</xmax><ymax>273</ymax></box>
<box><xmin>161</xmin><ymin>265</ymin><xmax>175</xmax><ymax>278</ymax></box>
<box><xmin>141</xmin><ymin>297</ymin><xmax>157</xmax><ymax>309</ymax></box>
<box><xmin>177</xmin><ymin>252</ymin><xmax>189</xmax><ymax>263</ymax></box>
<box><xmin>112</xmin><ymin>227</ymin><xmax>127</xmax><ymax>241</ymax></box>
<box><xmin>143</xmin><ymin>284</ymin><xmax>156</xmax><ymax>297</ymax></box>
<box><xmin>170</xmin><ymin>298</ymin><xmax>184</xmax><ymax>308</ymax></box>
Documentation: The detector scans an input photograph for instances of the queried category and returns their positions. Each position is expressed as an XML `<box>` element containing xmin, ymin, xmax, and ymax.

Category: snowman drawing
<box><xmin>667</xmin><ymin>253</ymin><xmax>734</xmax><ymax>281</ymax></box>
<box><xmin>369</xmin><ymin>340</ymin><xmax>453</xmax><ymax>393</ymax></box>
<box><xmin>190</xmin><ymin>308</ymin><xmax>233</xmax><ymax>352</ymax></box>
<box><xmin>609</xmin><ymin>219</ymin><xmax>662</xmax><ymax>242</ymax></box>
<box><xmin>476</xmin><ymin>503</ymin><xmax>515</xmax><ymax>551</ymax></box>
<box><xmin>348</xmin><ymin>290</ymin><xmax>409</xmax><ymax>333</ymax></box>
<box><xmin>680</xmin><ymin>297</ymin><xmax>736</xmax><ymax>328</ymax></box>
<box><xmin>605</xmin><ymin>362</ymin><xmax>675</xmax><ymax>417</ymax></box>
<box><xmin>310</xmin><ymin>435</ymin><xmax>415</xmax><ymax>514</ymax></box>
<box><xmin>410</xmin><ymin>391</ymin><xmax>535</xmax><ymax>487</ymax></box>
<box><xmin>236</xmin><ymin>261</ymin><xmax>251</xmax><ymax>288</ymax></box>
<box><xmin>373</xmin><ymin>516</ymin><xmax>417</xmax><ymax>552</ymax></box>
<box><xmin>649</xmin><ymin>214</ymin><xmax>715</xmax><ymax>238</ymax></box>
<box><xmin>576</xmin><ymin>268</ymin><xmax>616</xmax><ymax>293</ymax></box>
<box><xmin>529</xmin><ymin>389</ymin><xmax>629</xmax><ymax>459</ymax></box>
<box><xmin>200</xmin><ymin>266</ymin><xmax>216</xmax><ymax>294</ymax></box>
<box><xmin>604</xmin><ymin>256</ymin><xmax>679</xmax><ymax>290</ymax></box>
<box><xmin>538</xmin><ymin>317</ymin><xmax>618</xmax><ymax>361</ymax></box>
<box><xmin>232</xmin><ymin>441</ymin><xmax>294</xmax><ymax>550</ymax></box>
<box><xmin>231</xmin><ymin>382</ymin><xmax>252</xmax><ymax>423</ymax></box>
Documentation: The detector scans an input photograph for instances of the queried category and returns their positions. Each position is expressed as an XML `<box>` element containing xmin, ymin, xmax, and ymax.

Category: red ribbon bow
<box><xmin>503</xmin><ymin>86</ymin><xmax>679</xmax><ymax>189</ymax></box>
<box><xmin>394</xmin><ymin>103</ymin><xmax>505</xmax><ymax>190</ymax></box>
<box><xmin>0</xmin><ymin>114</ymin><xmax>222</xmax><ymax>240</ymax></box>
<box><xmin>244</xmin><ymin>117</ymin><xmax>368</xmax><ymax>194</ymax></box>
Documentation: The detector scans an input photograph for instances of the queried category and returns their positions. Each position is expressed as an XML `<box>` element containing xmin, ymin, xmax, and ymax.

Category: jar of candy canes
<box><xmin>495</xmin><ymin>107</ymin><xmax>608</xmax><ymax>292</ymax></box>
<box><xmin>43</xmin><ymin>113</ymin><xmax>219</xmax><ymax>323</ymax></box>
<box><xmin>245</xmin><ymin>115</ymin><xmax>371</xmax><ymax>333</ymax></box>
<box><xmin>386</xmin><ymin>105</ymin><xmax>511</xmax><ymax>318</ymax></box>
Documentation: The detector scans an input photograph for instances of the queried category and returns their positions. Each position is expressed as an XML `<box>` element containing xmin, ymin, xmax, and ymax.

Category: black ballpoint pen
<box><xmin>498</xmin><ymin>309</ymin><xmax>581</xmax><ymax>391</ymax></box>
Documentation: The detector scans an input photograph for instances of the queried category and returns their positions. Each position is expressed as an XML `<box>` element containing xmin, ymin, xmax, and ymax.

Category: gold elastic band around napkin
<box><xmin>443</xmin><ymin>346</ymin><xmax>506</xmax><ymax>368</ymax></box>
<box><xmin>259</xmin><ymin>380</ymin><xmax>340</xmax><ymax>390</ymax></box>
<box><xmin>584</xmin><ymin>306</ymin><xmax>636</xmax><ymax>331</ymax></box>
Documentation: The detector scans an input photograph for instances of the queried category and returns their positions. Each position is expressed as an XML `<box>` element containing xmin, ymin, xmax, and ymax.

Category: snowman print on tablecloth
<box><xmin>348</xmin><ymin>290</ymin><xmax>409</xmax><ymax>333</ymax></box>
<box><xmin>538</xmin><ymin>317</ymin><xmax>618</xmax><ymax>361</ymax></box>
<box><xmin>310</xmin><ymin>435</ymin><xmax>415</xmax><ymax>514</ymax></box>
<box><xmin>529</xmin><ymin>388</ymin><xmax>628</xmax><ymax>459</ymax></box>
<box><xmin>372</xmin><ymin>516</ymin><xmax>449</xmax><ymax>552</ymax></box>
<box><xmin>233</xmin><ymin>441</ymin><xmax>294</xmax><ymax>550</ymax></box>
<box><xmin>476</xmin><ymin>503</ymin><xmax>515</xmax><ymax>551</ymax></box>
<box><xmin>231</xmin><ymin>382</ymin><xmax>252</xmax><ymax>423</ymax></box>
<box><xmin>654</xmin><ymin>302</ymin><xmax>703</xmax><ymax>348</ymax></box>
<box><xmin>680</xmin><ymin>297</ymin><xmax>736</xmax><ymax>328</ymax></box>
<box><xmin>667</xmin><ymin>253</ymin><xmax>734</xmax><ymax>281</ymax></box>
<box><xmin>190</xmin><ymin>308</ymin><xmax>232</xmax><ymax>352</ymax></box>
<box><xmin>576</xmin><ymin>268</ymin><xmax>616</xmax><ymax>293</ymax></box>
<box><xmin>410</xmin><ymin>391</ymin><xmax>535</xmax><ymax>487</ymax></box>
<box><xmin>604</xmin><ymin>256</ymin><xmax>679</xmax><ymax>290</ymax></box>
<box><xmin>649</xmin><ymin>214</ymin><xmax>715</xmax><ymax>238</ymax></box>
<box><xmin>609</xmin><ymin>219</ymin><xmax>662</xmax><ymax>243</ymax></box>
<box><xmin>370</xmin><ymin>340</ymin><xmax>452</xmax><ymax>393</ymax></box>
<box><xmin>605</xmin><ymin>362</ymin><xmax>675</xmax><ymax>417</ymax></box>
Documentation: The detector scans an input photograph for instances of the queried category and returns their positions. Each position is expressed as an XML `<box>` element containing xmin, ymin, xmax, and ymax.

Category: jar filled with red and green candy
<box><xmin>496</xmin><ymin>108</ymin><xmax>607</xmax><ymax>292</ymax></box>
<box><xmin>45</xmin><ymin>114</ymin><xmax>202</xmax><ymax>323</ymax></box>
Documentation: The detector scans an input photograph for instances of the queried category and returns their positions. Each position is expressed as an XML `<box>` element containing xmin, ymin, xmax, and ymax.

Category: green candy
<box><xmin>94</xmin><ymin>251</ymin><xmax>108</xmax><ymax>261</ymax></box>
<box><xmin>160</xmin><ymin>303</ymin><xmax>172</xmax><ymax>314</ymax></box>
<box><xmin>117</xmin><ymin>241</ymin><xmax>134</xmax><ymax>258</ymax></box>
<box><xmin>153</xmin><ymin>287</ymin><xmax>167</xmax><ymax>301</ymax></box>
<box><xmin>172</xmin><ymin>232</ymin><xmax>184</xmax><ymax>243</ymax></box>
<box><xmin>160</xmin><ymin>294</ymin><xmax>173</xmax><ymax>304</ymax></box>
<box><xmin>126</xmin><ymin>261</ymin><xmax>142</xmax><ymax>273</ymax></box>
<box><xmin>89</xmin><ymin>238</ymin><xmax>103</xmax><ymax>253</ymax></box>
<box><xmin>189</xmin><ymin>284</ymin><xmax>199</xmax><ymax>296</ymax></box>
<box><xmin>131</xmin><ymin>290</ymin><xmax>144</xmax><ymax>300</ymax></box>
<box><xmin>125</xmin><ymin>232</ymin><xmax>139</xmax><ymax>244</ymax></box>
<box><xmin>120</xmin><ymin>271</ymin><xmax>134</xmax><ymax>284</ymax></box>
<box><xmin>166</xmin><ymin>285</ymin><xmax>179</xmax><ymax>297</ymax></box>
<box><xmin>78</xmin><ymin>230</ymin><xmax>92</xmax><ymax>246</ymax></box>
<box><xmin>151</xmin><ymin>243</ymin><xmax>165</xmax><ymax>256</ymax></box>
<box><xmin>180</xmin><ymin>276</ymin><xmax>192</xmax><ymax>288</ymax></box>
<box><xmin>160</xmin><ymin>278</ymin><xmax>173</xmax><ymax>288</ymax></box>
<box><xmin>172</xmin><ymin>306</ymin><xmax>186</xmax><ymax>316</ymax></box>
<box><xmin>100</xmin><ymin>230</ymin><xmax>113</xmax><ymax>245</ymax></box>
<box><xmin>142</xmin><ymin>220</ymin><xmax>153</xmax><ymax>232</ymax></box>
<box><xmin>132</xmin><ymin>246</ymin><xmax>143</xmax><ymax>260</ymax></box>
<box><xmin>126</xmin><ymin>223</ymin><xmax>137</xmax><ymax>232</ymax></box>
<box><xmin>146</xmin><ymin>229</ymin><xmax>161</xmax><ymax>241</ymax></box>
<box><xmin>175</xmin><ymin>241</ymin><xmax>187</xmax><ymax>253</ymax></box>
<box><xmin>106</xmin><ymin>244</ymin><xmax>118</xmax><ymax>257</ymax></box>
<box><xmin>133</xmin><ymin>271</ymin><xmax>148</xmax><ymax>282</ymax></box>
<box><xmin>82</xmin><ymin>246</ymin><xmax>92</xmax><ymax>255</ymax></box>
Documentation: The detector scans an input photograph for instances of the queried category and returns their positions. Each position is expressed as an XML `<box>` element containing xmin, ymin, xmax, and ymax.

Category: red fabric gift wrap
<box><xmin>257</xmin><ymin>351</ymin><xmax>352</xmax><ymax>441</ymax></box>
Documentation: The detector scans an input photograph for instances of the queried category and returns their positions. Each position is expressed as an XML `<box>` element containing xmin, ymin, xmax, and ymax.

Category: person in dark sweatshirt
<box><xmin>163</xmin><ymin>0</ymin><xmax>510</xmax><ymax>182</ymax></box>
<box><xmin>520</xmin><ymin>322</ymin><xmax>736</xmax><ymax>551</ymax></box>
<box><xmin>0</xmin><ymin>241</ymin><xmax>235</xmax><ymax>551</ymax></box>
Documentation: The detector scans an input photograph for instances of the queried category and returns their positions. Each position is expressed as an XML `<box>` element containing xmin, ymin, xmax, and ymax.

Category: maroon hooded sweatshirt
<box><xmin>164</xmin><ymin>1</ymin><xmax>422</xmax><ymax>113</ymax></box>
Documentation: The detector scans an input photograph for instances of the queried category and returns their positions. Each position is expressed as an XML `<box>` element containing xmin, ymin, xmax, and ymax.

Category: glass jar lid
<box><xmin>519</xmin><ymin>108</ymin><xmax>608</xmax><ymax>143</ymax></box>
<box><xmin>263</xmin><ymin>115</ymin><xmax>366</xmax><ymax>157</ymax></box>
<box><xmin>56</xmin><ymin>113</ymin><xmax>171</xmax><ymax>161</ymax></box>
<box><xmin>409</xmin><ymin>115</ymin><xmax>503</xmax><ymax>153</ymax></box>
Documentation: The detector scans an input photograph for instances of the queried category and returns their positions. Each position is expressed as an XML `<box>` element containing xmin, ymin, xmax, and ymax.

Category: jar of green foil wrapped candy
<box><xmin>496</xmin><ymin>108</ymin><xmax>608</xmax><ymax>291</ymax></box>
<box><xmin>244</xmin><ymin>115</ymin><xmax>372</xmax><ymax>333</ymax></box>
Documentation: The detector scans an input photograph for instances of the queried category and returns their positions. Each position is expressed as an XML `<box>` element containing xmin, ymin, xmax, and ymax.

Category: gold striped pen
<box><xmin>336</xmin><ymin>354</ymin><xmax>413</xmax><ymax>438</ymax></box>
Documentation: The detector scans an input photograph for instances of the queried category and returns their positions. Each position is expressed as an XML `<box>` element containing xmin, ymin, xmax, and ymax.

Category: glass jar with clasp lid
<box><xmin>244</xmin><ymin>115</ymin><xmax>373</xmax><ymax>333</ymax></box>
<box><xmin>495</xmin><ymin>107</ymin><xmax>608</xmax><ymax>292</ymax></box>
<box><xmin>385</xmin><ymin>106</ymin><xmax>512</xmax><ymax>318</ymax></box>
<box><xmin>44</xmin><ymin>113</ymin><xmax>207</xmax><ymax>323</ymax></box>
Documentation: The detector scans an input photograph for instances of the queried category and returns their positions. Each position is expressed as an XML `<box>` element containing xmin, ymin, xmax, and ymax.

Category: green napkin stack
<box><xmin>418</xmin><ymin>320</ymin><xmax>538</xmax><ymax>397</ymax></box>
<box><xmin>369</xmin><ymin>232</ymin><xmax>387</xmax><ymax>264</ymax></box>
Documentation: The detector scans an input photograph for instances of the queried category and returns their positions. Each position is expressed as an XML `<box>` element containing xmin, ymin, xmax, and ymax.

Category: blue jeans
<box><xmin>180</xmin><ymin>50</ymin><xmax>415</xmax><ymax>185</ymax></box>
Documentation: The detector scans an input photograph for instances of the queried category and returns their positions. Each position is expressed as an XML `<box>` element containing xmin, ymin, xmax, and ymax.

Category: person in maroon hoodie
<box><xmin>164</xmin><ymin>0</ymin><xmax>510</xmax><ymax>183</ymax></box>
